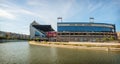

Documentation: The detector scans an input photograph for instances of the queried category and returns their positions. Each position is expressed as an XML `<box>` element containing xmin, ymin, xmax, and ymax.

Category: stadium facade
<box><xmin>57</xmin><ymin>22</ymin><xmax>117</xmax><ymax>42</ymax></box>
<box><xmin>30</xmin><ymin>20</ymin><xmax>117</xmax><ymax>42</ymax></box>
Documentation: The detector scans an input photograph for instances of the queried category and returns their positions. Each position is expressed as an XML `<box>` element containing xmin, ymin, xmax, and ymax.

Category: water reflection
<box><xmin>0</xmin><ymin>42</ymin><xmax>30</xmax><ymax>64</ymax></box>
<box><xmin>50</xmin><ymin>47</ymin><xmax>58</xmax><ymax>63</ymax></box>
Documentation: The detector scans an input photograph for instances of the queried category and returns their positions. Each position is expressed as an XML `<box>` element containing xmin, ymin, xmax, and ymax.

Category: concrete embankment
<box><xmin>29</xmin><ymin>41</ymin><xmax>120</xmax><ymax>51</ymax></box>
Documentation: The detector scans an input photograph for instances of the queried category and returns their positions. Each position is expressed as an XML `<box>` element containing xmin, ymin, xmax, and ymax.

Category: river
<box><xmin>0</xmin><ymin>41</ymin><xmax>120</xmax><ymax>64</ymax></box>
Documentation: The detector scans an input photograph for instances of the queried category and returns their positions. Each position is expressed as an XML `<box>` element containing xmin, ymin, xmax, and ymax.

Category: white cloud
<box><xmin>0</xmin><ymin>9</ymin><xmax>15</xmax><ymax>19</ymax></box>
<box><xmin>88</xmin><ymin>2</ymin><xmax>103</xmax><ymax>13</ymax></box>
<box><xmin>0</xmin><ymin>1</ymin><xmax>37</xmax><ymax>20</ymax></box>
<box><xmin>0</xmin><ymin>0</ymin><xmax>77</xmax><ymax>22</ymax></box>
<box><xmin>25</xmin><ymin>0</ymin><xmax>77</xmax><ymax>25</ymax></box>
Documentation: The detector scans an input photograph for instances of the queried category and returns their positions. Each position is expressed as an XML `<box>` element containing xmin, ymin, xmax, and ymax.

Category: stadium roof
<box><xmin>57</xmin><ymin>22</ymin><xmax>115</xmax><ymax>26</ymax></box>
<box><xmin>33</xmin><ymin>25</ymin><xmax>54</xmax><ymax>32</ymax></box>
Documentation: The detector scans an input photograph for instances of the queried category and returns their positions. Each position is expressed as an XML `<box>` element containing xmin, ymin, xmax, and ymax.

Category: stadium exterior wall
<box><xmin>57</xmin><ymin>22</ymin><xmax>117</xmax><ymax>42</ymax></box>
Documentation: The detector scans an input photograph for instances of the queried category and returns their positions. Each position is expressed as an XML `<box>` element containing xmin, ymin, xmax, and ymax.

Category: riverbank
<box><xmin>29</xmin><ymin>41</ymin><xmax>120</xmax><ymax>51</ymax></box>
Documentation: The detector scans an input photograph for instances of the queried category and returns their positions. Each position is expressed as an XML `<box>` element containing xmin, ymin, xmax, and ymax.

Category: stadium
<box><xmin>30</xmin><ymin>18</ymin><xmax>117</xmax><ymax>42</ymax></box>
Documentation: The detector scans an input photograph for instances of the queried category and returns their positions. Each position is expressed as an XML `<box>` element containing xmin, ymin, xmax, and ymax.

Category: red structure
<box><xmin>46</xmin><ymin>31</ymin><xmax>57</xmax><ymax>37</ymax></box>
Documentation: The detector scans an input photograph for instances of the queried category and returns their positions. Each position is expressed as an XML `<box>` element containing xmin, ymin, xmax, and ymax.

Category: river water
<box><xmin>0</xmin><ymin>41</ymin><xmax>120</xmax><ymax>64</ymax></box>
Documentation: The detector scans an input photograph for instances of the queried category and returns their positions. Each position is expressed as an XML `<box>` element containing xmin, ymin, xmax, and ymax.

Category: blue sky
<box><xmin>0</xmin><ymin>0</ymin><xmax>120</xmax><ymax>35</ymax></box>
